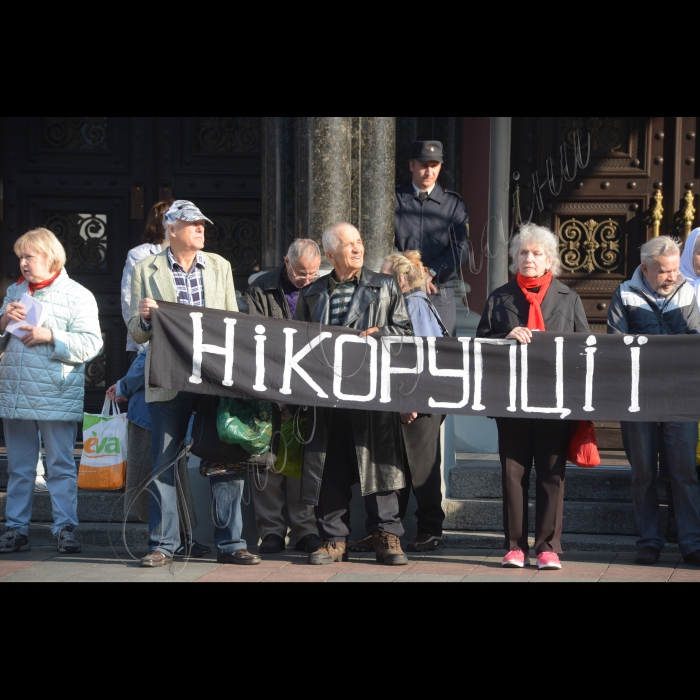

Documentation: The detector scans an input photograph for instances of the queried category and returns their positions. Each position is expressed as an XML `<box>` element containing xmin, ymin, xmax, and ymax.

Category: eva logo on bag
<box><xmin>78</xmin><ymin>398</ymin><xmax>129</xmax><ymax>491</ymax></box>
<box><xmin>83</xmin><ymin>432</ymin><xmax>123</xmax><ymax>459</ymax></box>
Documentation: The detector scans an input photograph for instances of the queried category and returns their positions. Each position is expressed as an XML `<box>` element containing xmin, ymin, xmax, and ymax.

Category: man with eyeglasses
<box><xmin>244</xmin><ymin>239</ymin><xmax>323</xmax><ymax>555</ymax></box>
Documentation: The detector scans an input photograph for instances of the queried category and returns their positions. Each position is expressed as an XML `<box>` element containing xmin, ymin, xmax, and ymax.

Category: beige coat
<box><xmin>128</xmin><ymin>250</ymin><xmax>239</xmax><ymax>404</ymax></box>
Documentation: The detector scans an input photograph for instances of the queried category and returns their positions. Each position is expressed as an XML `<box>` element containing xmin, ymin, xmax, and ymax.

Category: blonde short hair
<box><xmin>383</xmin><ymin>250</ymin><xmax>426</xmax><ymax>290</ymax></box>
<box><xmin>14</xmin><ymin>228</ymin><xmax>67</xmax><ymax>273</ymax></box>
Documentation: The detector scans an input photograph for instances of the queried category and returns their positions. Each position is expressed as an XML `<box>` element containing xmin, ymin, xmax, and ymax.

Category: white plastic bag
<box><xmin>78</xmin><ymin>398</ymin><xmax>129</xmax><ymax>491</ymax></box>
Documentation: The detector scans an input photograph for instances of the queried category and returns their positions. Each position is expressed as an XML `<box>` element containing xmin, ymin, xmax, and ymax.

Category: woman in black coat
<box><xmin>477</xmin><ymin>224</ymin><xmax>590</xmax><ymax>572</ymax></box>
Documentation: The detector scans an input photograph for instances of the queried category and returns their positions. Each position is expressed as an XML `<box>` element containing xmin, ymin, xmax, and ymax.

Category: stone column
<box><xmin>359</xmin><ymin>117</ymin><xmax>396</xmax><ymax>271</ymax></box>
<box><xmin>262</xmin><ymin>117</ymin><xmax>293</xmax><ymax>269</ymax></box>
<box><xmin>488</xmin><ymin>116</ymin><xmax>512</xmax><ymax>294</ymax></box>
<box><xmin>297</xmin><ymin>117</ymin><xmax>353</xmax><ymax>257</ymax></box>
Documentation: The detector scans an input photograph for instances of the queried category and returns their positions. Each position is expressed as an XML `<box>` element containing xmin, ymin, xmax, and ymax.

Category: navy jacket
<box><xmin>116</xmin><ymin>351</ymin><xmax>150</xmax><ymax>431</ymax></box>
<box><xmin>395</xmin><ymin>182</ymin><xmax>470</xmax><ymax>284</ymax></box>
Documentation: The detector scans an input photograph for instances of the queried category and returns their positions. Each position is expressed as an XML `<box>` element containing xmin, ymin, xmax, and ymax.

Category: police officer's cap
<box><xmin>410</xmin><ymin>141</ymin><xmax>444</xmax><ymax>163</ymax></box>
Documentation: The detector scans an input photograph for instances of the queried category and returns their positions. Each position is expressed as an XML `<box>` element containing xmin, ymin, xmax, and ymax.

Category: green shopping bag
<box><xmin>217</xmin><ymin>398</ymin><xmax>273</xmax><ymax>456</ymax></box>
<box><xmin>277</xmin><ymin>417</ymin><xmax>307</xmax><ymax>480</ymax></box>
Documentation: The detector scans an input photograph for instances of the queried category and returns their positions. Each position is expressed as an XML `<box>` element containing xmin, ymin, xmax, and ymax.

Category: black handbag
<box><xmin>191</xmin><ymin>396</ymin><xmax>281</xmax><ymax>469</ymax></box>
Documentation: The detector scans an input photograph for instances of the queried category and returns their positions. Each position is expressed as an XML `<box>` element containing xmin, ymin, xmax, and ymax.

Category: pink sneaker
<box><xmin>537</xmin><ymin>553</ymin><xmax>562</xmax><ymax>571</ymax></box>
<box><xmin>502</xmin><ymin>550</ymin><xmax>529</xmax><ymax>569</ymax></box>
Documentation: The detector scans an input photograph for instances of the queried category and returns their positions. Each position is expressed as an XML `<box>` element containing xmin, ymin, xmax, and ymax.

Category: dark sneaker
<box><xmin>175</xmin><ymin>538</ymin><xmax>211</xmax><ymax>559</ymax></box>
<box><xmin>218</xmin><ymin>549</ymin><xmax>262</xmax><ymax>566</ymax></box>
<box><xmin>296</xmin><ymin>534</ymin><xmax>323</xmax><ymax>554</ymax></box>
<box><xmin>348</xmin><ymin>534</ymin><xmax>375</xmax><ymax>553</ymax></box>
<box><xmin>308</xmin><ymin>542</ymin><xmax>348</xmax><ymax>565</ymax></box>
<box><xmin>636</xmin><ymin>547</ymin><xmax>661</xmax><ymax>566</ymax></box>
<box><xmin>372</xmin><ymin>532</ymin><xmax>409</xmax><ymax>567</ymax></box>
<box><xmin>259</xmin><ymin>534</ymin><xmax>286</xmax><ymax>555</ymax></box>
<box><xmin>407</xmin><ymin>534</ymin><xmax>443</xmax><ymax>553</ymax></box>
<box><xmin>141</xmin><ymin>551</ymin><xmax>173</xmax><ymax>568</ymax></box>
<box><xmin>0</xmin><ymin>530</ymin><xmax>30</xmax><ymax>554</ymax></box>
<box><xmin>56</xmin><ymin>527</ymin><xmax>81</xmax><ymax>554</ymax></box>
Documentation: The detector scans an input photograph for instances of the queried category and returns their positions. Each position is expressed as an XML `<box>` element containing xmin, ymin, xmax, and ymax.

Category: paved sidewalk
<box><xmin>0</xmin><ymin>548</ymin><xmax>698</xmax><ymax>582</ymax></box>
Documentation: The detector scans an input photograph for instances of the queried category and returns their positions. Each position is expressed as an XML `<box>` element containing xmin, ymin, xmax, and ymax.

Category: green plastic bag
<box><xmin>278</xmin><ymin>417</ymin><xmax>307</xmax><ymax>480</ymax></box>
<box><xmin>217</xmin><ymin>398</ymin><xmax>273</xmax><ymax>456</ymax></box>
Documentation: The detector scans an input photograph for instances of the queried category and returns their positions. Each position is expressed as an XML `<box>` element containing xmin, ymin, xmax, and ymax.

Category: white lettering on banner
<box><xmin>584</xmin><ymin>336</ymin><xmax>597</xmax><ymax>412</ymax></box>
<box><xmin>380</xmin><ymin>338</ymin><xmax>424</xmax><ymax>404</ymax></box>
<box><xmin>189</xmin><ymin>313</ymin><xmax>236</xmax><ymax>387</ymax></box>
<box><xmin>509</xmin><ymin>342</ymin><xmax>518</xmax><ymax>412</ymax></box>
<box><xmin>254</xmin><ymin>325</ymin><xmax>267</xmax><ymax>392</ymax></box>
<box><xmin>333</xmin><ymin>336</ymin><xmax>378</xmax><ymax>402</ymax></box>
<box><xmin>280</xmin><ymin>329</ymin><xmax>332</xmax><ymax>398</ymax></box>
<box><xmin>626</xmin><ymin>336</ymin><xmax>648</xmax><ymax>413</ymax></box>
<box><xmin>427</xmin><ymin>338</ymin><xmax>471</xmax><ymax>410</ymax></box>
<box><xmin>521</xmin><ymin>337</ymin><xmax>571</xmax><ymax>419</ymax></box>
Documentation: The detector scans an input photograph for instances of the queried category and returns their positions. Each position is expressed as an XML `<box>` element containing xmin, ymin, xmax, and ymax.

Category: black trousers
<box><xmin>495</xmin><ymin>418</ymin><xmax>571</xmax><ymax>555</ymax></box>
<box><xmin>315</xmin><ymin>410</ymin><xmax>404</xmax><ymax>543</ymax></box>
<box><xmin>398</xmin><ymin>414</ymin><xmax>446</xmax><ymax>537</ymax></box>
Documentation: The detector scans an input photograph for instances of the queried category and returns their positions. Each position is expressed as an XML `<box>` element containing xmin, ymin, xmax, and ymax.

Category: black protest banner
<box><xmin>149</xmin><ymin>301</ymin><xmax>700</xmax><ymax>423</ymax></box>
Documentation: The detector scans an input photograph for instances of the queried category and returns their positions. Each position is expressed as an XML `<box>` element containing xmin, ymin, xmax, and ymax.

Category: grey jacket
<box><xmin>608</xmin><ymin>266</ymin><xmax>700</xmax><ymax>336</ymax></box>
<box><xmin>477</xmin><ymin>278</ymin><xmax>590</xmax><ymax>338</ymax></box>
<box><xmin>294</xmin><ymin>268</ymin><xmax>413</xmax><ymax>505</ymax></box>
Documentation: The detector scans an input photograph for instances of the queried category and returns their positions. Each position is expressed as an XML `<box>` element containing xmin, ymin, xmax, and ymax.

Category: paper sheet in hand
<box><xmin>8</xmin><ymin>294</ymin><xmax>48</xmax><ymax>339</ymax></box>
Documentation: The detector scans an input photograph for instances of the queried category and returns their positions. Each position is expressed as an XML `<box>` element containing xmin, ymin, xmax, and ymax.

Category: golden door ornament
<box><xmin>559</xmin><ymin>218</ymin><xmax>622</xmax><ymax>274</ymax></box>
<box><xmin>652</xmin><ymin>190</ymin><xmax>664</xmax><ymax>238</ymax></box>
<box><xmin>683</xmin><ymin>190</ymin><xmax>696</xmax><ymax>242</ymax></box>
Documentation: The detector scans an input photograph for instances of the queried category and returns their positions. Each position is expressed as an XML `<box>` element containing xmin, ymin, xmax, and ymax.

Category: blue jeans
<box><xmin>622</xmin><ymin>422</ymin><xmax>700</xmax><ymax>557</ymax></box>
<box><xmin>3</xmin><ymin>420</ymin><xmax>78</xmax><ymax>536</ymax></box>
<box><xmin>149</xmin><ymin>393</ymin><xmax>199</xmax><ymax>557</ymax></box>
<box><xmin>210</xmin><ymin>475</ymin><xmax>247</xmax><ymax>555</ymax></box>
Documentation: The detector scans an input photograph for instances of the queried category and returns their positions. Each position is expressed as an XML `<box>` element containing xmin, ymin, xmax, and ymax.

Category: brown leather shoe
<box><xmin>218</xmin><ymin>550</ymin><xmax>262</xmax><ymax>566</ymax></box>
<box><xmin>373</xmin><ymin>531</ymin><xmax>409</xmax><ymax>567</ymax></box>
<box><xmin>308</xmin><ymin>542</ymin><xmax>348</xmax><ymax>566</ymax></box>
<box><xmin>140</xmin><ymin>551</ymin><xmax>174</xmax><ymax>568</ymax></box>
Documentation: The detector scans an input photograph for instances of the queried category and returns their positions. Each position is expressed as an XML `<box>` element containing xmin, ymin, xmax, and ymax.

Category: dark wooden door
<box><xmin>511</xmin><ymin>117</ymin><xmax>700</xmax><ymax>449</ymax></box>
<box><xmin>0</xmin><ymin>117</ymin><xmax>264</xmax><ymax>418</ymax></box>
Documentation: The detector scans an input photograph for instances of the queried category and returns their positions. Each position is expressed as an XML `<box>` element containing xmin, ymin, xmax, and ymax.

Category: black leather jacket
<box><xmin>295</xmin><ymin>268</ymin><xmax>413</xmax><ymax>505</ymax></box>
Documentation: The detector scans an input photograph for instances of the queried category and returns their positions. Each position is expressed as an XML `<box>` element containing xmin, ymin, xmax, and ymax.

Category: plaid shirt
<box><xmin>168</xmin><ymin>248</ymin><xmax>206</xmax><ymax>307</ymax></box>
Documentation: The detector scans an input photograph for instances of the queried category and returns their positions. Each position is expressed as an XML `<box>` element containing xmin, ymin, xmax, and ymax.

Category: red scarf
<box><xmin>17</xmin><ymin>270</ymin><xmax>61</xmax><ymax>296</ymax></box>
<box><xmin>517</xmin><ymin>271</ymin><xmax>553</xmax><ymax>332</ymax></box>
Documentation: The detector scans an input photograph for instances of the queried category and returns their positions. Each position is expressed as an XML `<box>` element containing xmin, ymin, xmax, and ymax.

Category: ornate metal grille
<box><xmin>46</xmin><ymin>212</ymin><xmax>108</xmax><ymax>270</ymax></box>
<box><xmin>85</xmin><ymin>334</ymin><xmax>107</xmax><ymax>388</ymax></box>
<box><xmin>562</xmin><ymin>117</ymin><xmax>629</xmax><ymax>154</ymax></box>
<box><xmin>559</xmin><ymin>218</ymin><xmax>624</xmax><ymax>274</ymax></box>
<box><xmin>43</xmin><ymin>117</ymin><xmax>108</xmax><ymax>150</ymax></box>
<box><xmin>204</xmin><ymin>217</ymin><xmax>261</xmax><ymax>272</ymax></box>
<box><xmin>198</xmin><ymin>117</ymin><xmax>261</xmax><ymax>153</ymax></box>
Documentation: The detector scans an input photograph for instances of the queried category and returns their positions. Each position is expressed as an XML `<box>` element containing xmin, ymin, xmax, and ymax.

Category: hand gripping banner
<box><xmin>149</xmin><ymin>301</ymin><xmax>700</xmax><ymax>423</ymax></box>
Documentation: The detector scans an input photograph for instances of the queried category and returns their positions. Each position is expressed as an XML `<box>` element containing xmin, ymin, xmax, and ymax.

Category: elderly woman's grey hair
<box><xmin>509</xmin><ymin>224</ymin><xmax>562</xmax><ymax>277</ymax></box>
<box><xmin>640</xmin><ymin>236</ymin><xmax>682</xmax><ymax>266</ymax></box>
<box><xmin>287</xmin><ymin>238</ymin><xmax>321</xmax><ymax>263</ymax></box>
<box><xmin>322</xmin><ymin>223</ymin><xmax>360</xmax><ymax>254</ymax></box>
<box><xmin>694</xmin><ymin>234</ymin><xmax>700</xmax><ymax>255</ymax></box>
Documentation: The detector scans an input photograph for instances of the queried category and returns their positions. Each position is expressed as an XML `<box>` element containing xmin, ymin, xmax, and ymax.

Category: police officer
<box><xmin>395</xmin><ymin>141</ymin><xmax>470</xmax><ymax>336</ymax></box>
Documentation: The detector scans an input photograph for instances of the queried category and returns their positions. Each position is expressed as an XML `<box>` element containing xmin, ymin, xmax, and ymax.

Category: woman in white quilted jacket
<box><xmin>0</xmin><ymin>228</ymin><xmax>103</xmax><ymax>556</ymax></box>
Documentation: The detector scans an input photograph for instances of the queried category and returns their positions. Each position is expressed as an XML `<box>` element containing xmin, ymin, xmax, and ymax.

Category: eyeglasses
<box><xmin>291</xmin><ymin>272</ymin><xmax>320</xmax><ymax>283</ymax></box>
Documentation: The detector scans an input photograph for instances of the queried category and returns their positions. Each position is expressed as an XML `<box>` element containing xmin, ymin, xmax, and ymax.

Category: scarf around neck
<box><xmin>517</xmin><ymin>271</ymin><xmax>553</xmax><ymax>331</ymax></box>
<box><xmin>18</xmin><ymin>270</ymin><xmax>61</xmax><ymax>296</ymax></box>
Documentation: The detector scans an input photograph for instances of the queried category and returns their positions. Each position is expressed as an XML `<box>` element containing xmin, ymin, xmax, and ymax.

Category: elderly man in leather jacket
<box><xmin>295</xmin><ymin>223</ymin><xmax>414</xmax><ymax>566</ymax></box>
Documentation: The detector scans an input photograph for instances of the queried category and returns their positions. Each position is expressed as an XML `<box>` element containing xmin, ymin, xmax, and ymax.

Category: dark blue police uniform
<box><xmin>394</xmin><ymin>142</ymin><xmax>470</xmax><ymax>336</ymax></box>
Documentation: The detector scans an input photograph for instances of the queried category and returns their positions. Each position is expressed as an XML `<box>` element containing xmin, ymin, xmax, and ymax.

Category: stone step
<box><xmin>443</xmin><ymin>498</ymin><xmax>664</xmax><ymax>537</ymax></box>
<box><xmin>20</xmin><ymin>523</ymin><xmax>148</xmax><ymax>548</ymax></box>
<box><xmin>0</xmin><ymin>456</ymin><xmax>81</xmax><ymax>490</ymax></box>
<box><xmin>442</xmin><ymin>531</ymin><xmax>681</xmax><ymax>555</ymax></box>
<box><xmin>0</xmin><ymin>491</ymin><xmax>142</xmax><ymax>524</ymax></box>
<box><xmin>450</xmin><ymin>463</ymin><xmax>671</xmax><ymax>504</ymax></box>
